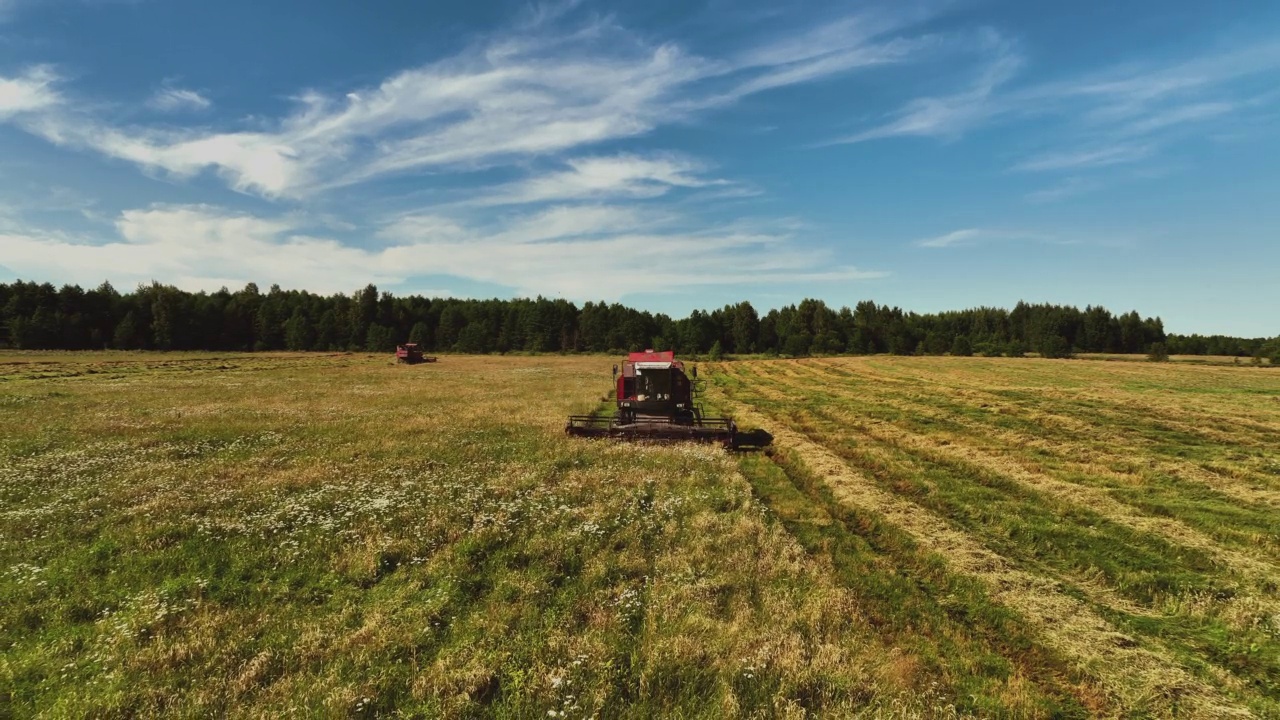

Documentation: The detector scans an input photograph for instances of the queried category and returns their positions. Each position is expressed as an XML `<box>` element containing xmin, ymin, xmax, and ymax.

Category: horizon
<box><xmin>2</xmin><ymin>1</ymin><xmax>1279</xmax><ymax>337</ymax></box>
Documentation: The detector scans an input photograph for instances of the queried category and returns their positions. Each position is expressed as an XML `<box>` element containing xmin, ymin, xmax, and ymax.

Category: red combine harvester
<box><xmin>395</xmin><ymin>343</ymin><xmax>437</xmax><ymax>364</ymax></box>
<box><xmin>566</xmin><ymin>350</ymin><xmax>764</xmax><ymax>449</ymax></box>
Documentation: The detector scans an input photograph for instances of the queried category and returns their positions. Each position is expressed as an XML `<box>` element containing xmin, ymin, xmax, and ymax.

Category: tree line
<box><xmin>2</xmin><ymin>279</ymin><xmax>1277</xmax><ymax>361</ymax></box>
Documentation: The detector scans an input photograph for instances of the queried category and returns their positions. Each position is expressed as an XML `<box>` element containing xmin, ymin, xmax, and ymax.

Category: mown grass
<box><xmin>734</xmin><ymin>449</ymin><xmax>1101</xmax><ymax>717</ymax></box>
<box><xmin>771</xmin><ymin>359</ymin><xmax>1280</xmax><ymax>555</ymax></box>
<box><xmin>4</xmin><ymin>351</ymin><xmax>1278</xmax><ymax>718</ymax></box>
<box><xmin>3</xmin><ymin>352</ymin><xmax>983</xmax><ymax>719</ymax></box>
<box><xmin>710</xmin><ymin>357</ymin><xmax>1280</xmax><ymax>718</ymax></box>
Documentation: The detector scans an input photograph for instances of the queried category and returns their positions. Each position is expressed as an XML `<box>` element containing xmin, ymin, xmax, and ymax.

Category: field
<box><xmin>2</xmin><ymin>353</ymin><xmax>1278</xmax><ymax>718</ymax></box>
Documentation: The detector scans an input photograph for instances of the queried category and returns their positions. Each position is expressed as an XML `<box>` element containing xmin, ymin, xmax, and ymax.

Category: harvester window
<box><xmin>636</xmin><ymin>370</ymin><xmax>672</xmax><ymax>401</ymax></box>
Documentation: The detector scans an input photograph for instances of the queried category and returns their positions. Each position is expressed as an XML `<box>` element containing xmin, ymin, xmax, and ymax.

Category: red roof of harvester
<box><xmin>627</xmin><ymin>349</ymin><xmax>675</xmax><ymax>362</ymax></box>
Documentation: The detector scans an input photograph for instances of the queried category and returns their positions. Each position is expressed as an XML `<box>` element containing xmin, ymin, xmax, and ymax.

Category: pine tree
<box><xmin>408</xmin><ymin>321</ymin><xmax>430</xmax><ymax>346</ymax></box>
<box><xmin>285</xmin><ymin>309</ymin><xmax>313</xmax><ymax>351</ymax></box>
<box><xmin>784</xmin><ymin>332</ymin><xmax>812</xmax><ymax>357</ymax></box>
<box><xmin>1038</xmin><ymin>335</ymin><xmax>1072</xmax><ymax>359</ymax></box>
<box><xmin>113</xmin><ymin>311</ymin><xmax>140</xmax><ymax>349</ymax></box>
<box><xmin>315</xmin><ymin>310</ymin><xmax>338</xmax><ymax>350</ymax></box>
<box><xmin>365</xmin><ymin>324</ymin><xmax>395</xmax><ymax>352</ymax></box>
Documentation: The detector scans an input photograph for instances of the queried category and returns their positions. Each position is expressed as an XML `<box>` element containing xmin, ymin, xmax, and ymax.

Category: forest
<box><xmin>1</xmin><ymin>279</ymin><xmax>1277</xmax><ymax>361</ymax></box>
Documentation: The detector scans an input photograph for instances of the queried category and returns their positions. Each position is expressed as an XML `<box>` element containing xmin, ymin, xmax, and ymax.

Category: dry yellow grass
<box><xmin>710</xmin><ymin>355</ymin><xmax>1280</xmax><ymax>718</ymax></box>
<box><xmin>720</xmin><ymin>397</ymin><xmax>1251</xmax><ymax>718</ymax></box>
<box><xmin>1</xmin><ymin>352</ymin><xmax>964</xmax><ymax>718</ymax></box>
<box><xmin>6</xmin><ymin>351</ymin><xmax>1278</xmax><ymax>717</ymax></box>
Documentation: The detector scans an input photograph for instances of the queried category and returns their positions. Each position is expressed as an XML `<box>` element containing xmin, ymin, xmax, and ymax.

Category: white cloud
<box><xmin>1</xmin><ymin>206</ymin><xmax>397</xmax><ymax>293</ymax></box>
<box><xmin>730</xmin><ymin>37</ymin><xmax>932</xmax><ymax>99</ymax></box>
<box><xmin>1023</xmin><ymin>176</ymin><xmax>1099</xmax><ymax>203</ymax></box>
<box><xmin>0</xmin><ymin>12</ymin><xmax>915</xmax><ymax>300</ymax></box>
<box><xmin>914</xmin><ymin>227</ymin><xmax>1062</xmax><ymax>249</ymax></box>
<box><xmin>1042</xmin><ymin>42</ymin><xmax>1280</xmax><ymax>113</ymax></box>
<box><xmin>1</xmin><ymin>10</ymin><xmax>936</xmax><ymax>198</ymax></box>
<box><xmin>916</xmin><ymin>228</ymin><xmax>981</xmax><ymax>248</ymax></box>
<box><xmin>0</xmin><ymin>66</ymin><xmax>59</xmax><ymax>119</ymax></box>
<box><xmin>467</xmin><ymin>154</ymin><xmax>717</xmax><ymax>206</ymax></box>
<box><xmin>833</xmin><ymin>31</ymin><xmax>1022</xmax><ymax>143</ymax></box>
<box><xmin>378</xmin><ymin>200</ymin><xmax>887</xmax><ymax>299</ymax></box>
<box><xmin>725</xmin><ymin>12</ymin><xmax>939</xmax><ymax>100</ymax></box>
<box><xmin>22</xmin><ymin>118</ymin><xmax>304</xmax><ymax>196</ymax></box>
<box><xmin>1117</xmin><ymin>101</ymin><xmax>1233</xmax><ymax>135</ymax></box>
<box><xmin>380</xmin><ymin>204</ymin><xmax>650</xmax><ymax>247</ymax></box>
<box><xmin>1014</xmin><ymin>144</ymin><xmax>1152</xmax><ymax>172</ymax></box>
<box><xmin>380</xmin><ymin>229</ymin><xmax>884</xmax><ymax>299</ymax></box>
<box><xmin>148</xmin><ymin>87</ymin><xmax>211</xmax><ymax>112</ymax></box>
<box><xmin>839</xmin><ymin>36</ymin><xmax>1280</xmax><ymax>172</ymax></box>
<box><xmin>1</xmin><ymin>203</ymin><xmax>885</xmax><ymax>300</ymax></box>
<box><xmin>12</xmin><ymin>40</ymin><xmax>700</xmax><ymax>198</ymax></box>
<box><xmin>373</xmin><ymin>214</ymin><xmax>469</xmax><ymax>243</ymax></box>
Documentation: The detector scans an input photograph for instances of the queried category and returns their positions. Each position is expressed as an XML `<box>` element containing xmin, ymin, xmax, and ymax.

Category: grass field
<box><xmin>2</xmin><ymin>353</ymin><xmax>1278</xmax><ymax>718</ymax></box>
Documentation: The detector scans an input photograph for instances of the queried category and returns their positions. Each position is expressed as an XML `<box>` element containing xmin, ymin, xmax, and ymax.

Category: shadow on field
<box><xmin>732</xmin><ymin>427</ymin><xmax>774</xmax><ymax>452</ymax></box>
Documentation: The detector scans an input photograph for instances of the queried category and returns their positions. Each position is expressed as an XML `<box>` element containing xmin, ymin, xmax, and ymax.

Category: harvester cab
<box><xmin>567</xmin><ymin>350</ymin><xmax>757</xmax><ymax>449</ymax></box>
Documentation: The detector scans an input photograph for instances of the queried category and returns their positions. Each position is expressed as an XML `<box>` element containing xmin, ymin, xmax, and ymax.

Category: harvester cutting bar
<box><xmin>566</xmin><ymin>415</ymin><xmax>739</xmax><ymax>448</ymax></box>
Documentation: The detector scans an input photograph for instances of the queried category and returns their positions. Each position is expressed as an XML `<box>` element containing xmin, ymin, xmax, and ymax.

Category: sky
<box><xmin>0</xmin><ymin>0</ymin><xmax>1277</xmax><ymax>336</ymax></box>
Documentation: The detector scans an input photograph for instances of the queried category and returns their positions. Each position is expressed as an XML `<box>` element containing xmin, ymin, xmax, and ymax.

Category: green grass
<box><xmin>734</xmin><ymin>449</ymin><xmax>1098</xmax><ymax>717</ymax></box>
<box><xmin>710</xmin><ymin>357</ymin><xmax>1280</xmax><ymax>717</ymax></box>
<box><xmin>767</xmin><ymin>360</ymin><xmax>1280</xmax><ymax>555</ymax></box>
<box><xmin>0</xmin><ymin>353</ymin><xmax>960</xmax><ymax>718</ymax></box>
<box><xmin>3</xmin><ymin>352</ymin><xmax>1279</xmax><ymax>717</ymax></box>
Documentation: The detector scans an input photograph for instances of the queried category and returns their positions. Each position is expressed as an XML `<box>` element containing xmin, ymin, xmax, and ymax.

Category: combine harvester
<box><xmin>566</xmin><ymin>350</ymin><xmax>769</xmax><ymax>450</ymax></box>
<box><xmin>395</xmin><ymin>343</ymin><xmax>437</xmax><ymax>364</ymax></box>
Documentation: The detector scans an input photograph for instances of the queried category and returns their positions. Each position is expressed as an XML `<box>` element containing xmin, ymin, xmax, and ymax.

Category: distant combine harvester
<box><xmin>395</xmin><ymin>343</ymin><xmax>437</xmax><ymax>364</ymax></box>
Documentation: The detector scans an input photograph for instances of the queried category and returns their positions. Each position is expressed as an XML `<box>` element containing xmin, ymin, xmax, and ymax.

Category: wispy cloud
<box><xmin>732</xmin><ymin>36</ymin><xmax>933</xmax><ymax>99</ymax></box>
<box><xmin>148</xmin><ymin>87</ymin><xmax>211</xmax><ymax>113</ymax></box>
<box><xmin>914</xmin><ymin>227</ymin><xmax>1063</xmax><ymax>249</ymax></box>
<box><xmin>0</xmin><ymin>203</ymin><xmax>885</xmax><ymax>299</ymax></box>
<box><xmin>832</xmin><ymin>30</ymin><xmax>1022</xmax><ymax>143</ymax></box>
<box><xmin>1023</xmin><ymin>176</ymin><xmax>1099</xmax><ymax>204</ymax></box>
<box><xmin>467</xmin><ymin>154</ymin><xmax>719</xmax><ymax>207</ymax></box>
<box><xmin>1</xmin><ymin>206</ymin><xmax>415</xmax><ymax>294</ymax></box>
<box><xmin>1116</xmin><ymin>101</ymin><xmax>1233</xmax><ymax>136</ymax></box>
<box><xmin>1043</xmin><ymin>42</ymin><xmax>1280</xmax><ymax>114</ymax></box>
<box><xmin>839</xmin><ymin>35</ymin><xmax>1280</xmax><ymax>173</ymax></box>
<box><xmin>916</xmin><ymin>228</ymin><xmax>981</xmax><ymax>248</ymax></box>
<box><xmin>1014</xmin><ymin>143</ymin><xmax>1152</xmax><ymax>172</ymax></box>
<box><xmin>725</xmin><ymin>12</ymin><xmax>940</xmax><ymax>100</ymax></box>
<box><xmin>0</xmin><ymin>65</ymin><xmax>59</xmax><ymax>118</ymax></box>
<box><xmin>0</xmin><ymin>9</ymin><xmax>922</xmax><ymax>298</ymax></box>
<box><xmin>0</xmin><ymin>9</ymin><xmax>938</xmax><ymax>199</ymax></box>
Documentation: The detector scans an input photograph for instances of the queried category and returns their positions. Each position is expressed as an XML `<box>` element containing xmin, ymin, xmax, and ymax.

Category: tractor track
<box><xmin>759</xmin><ymin>361</ymin><xmax>1280</xmax><ymax>581</ymax></box>
<box><xmin>787</xmin><ymin>359</ymin><xmax>1280</xmax><ymax>512</ymax></box>
<box><xmin>710</xmin><ymin>363</ymin><xmax>1259</xmax><ymax>718</ymax></box>
<box><xmin>823</xmin><ymin>358</ymin><xmax>1280</xmax><ymax>472</ymax></box>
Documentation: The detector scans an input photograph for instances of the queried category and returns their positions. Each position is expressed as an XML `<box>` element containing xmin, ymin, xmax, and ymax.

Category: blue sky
<box><xmin>0</xmin><ymin>0</ymin><xmax>1277</xmax><ymax>336</ymax></box>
